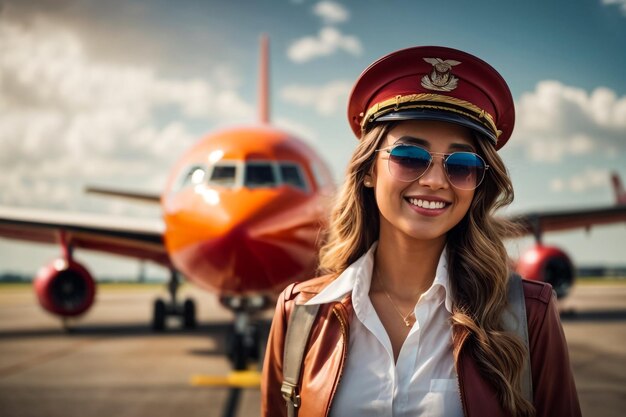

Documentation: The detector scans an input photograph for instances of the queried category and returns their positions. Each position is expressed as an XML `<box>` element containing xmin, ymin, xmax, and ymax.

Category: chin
<box><xmin>399</xmin><ymin>223</ymin><xmax>449</xmax><ymax>243</ymax></box>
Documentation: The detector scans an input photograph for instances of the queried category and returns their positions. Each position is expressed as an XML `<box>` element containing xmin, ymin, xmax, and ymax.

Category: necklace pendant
<box><xmin>404</xmin><ymin>318</ymin><xmax>411</xmax><ymax>327</ymax></box>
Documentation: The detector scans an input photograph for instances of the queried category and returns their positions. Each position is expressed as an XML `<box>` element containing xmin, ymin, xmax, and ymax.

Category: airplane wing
<box><xmin>508</xmin><ymin>205</ymin><xmax>626</xmax><ymax>237</ymax></box>
<box><xmin>0</xmin><ymin>206</ymin><xmax>170</xmax><ymax>266</ymax></box>
<box><xmin>507</xmin><ymin>172</ymin><xmax>626</xmax><ymax>238</ymax></box>
<box><xmin>85</xmin><ymin>186</ymin><xmax>161</xmax><ymax>204</ymax></box>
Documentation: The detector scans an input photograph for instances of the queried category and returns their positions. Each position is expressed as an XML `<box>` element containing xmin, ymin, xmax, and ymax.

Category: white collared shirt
<box><xmin>306</xmin><ymin>243</ymin><xmax>463</xmax><ymax>417</ymax></box>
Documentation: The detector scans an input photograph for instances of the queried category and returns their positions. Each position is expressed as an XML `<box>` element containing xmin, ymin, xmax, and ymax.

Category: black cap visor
<box><xmin>374</xmin><ymin>109</ymin><xmax>497</xmax><ymax>144</ymax></box>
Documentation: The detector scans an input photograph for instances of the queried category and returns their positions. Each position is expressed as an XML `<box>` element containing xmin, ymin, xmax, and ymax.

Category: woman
<box><xmin>262</xmin><ymin>46</ymin><xmax>581</xmax><ymax>417</ymax></box>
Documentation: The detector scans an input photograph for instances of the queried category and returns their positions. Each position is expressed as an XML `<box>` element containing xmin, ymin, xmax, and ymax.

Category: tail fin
<box><xmin>611</xmin><ymin>172</ymin><xmax>626</xmax><ymax>206</ymax></box>
<box><xmin>258</xmin><ymin>34</ymin><xmax>270</xmax><ymax>124</ymax></box>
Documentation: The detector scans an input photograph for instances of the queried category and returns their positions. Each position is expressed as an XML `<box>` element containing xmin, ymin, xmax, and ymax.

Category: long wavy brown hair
<box><xmin>318</xmin><ymin>122</ymin><xmax>535</xmax><ymax>417</ymax></box>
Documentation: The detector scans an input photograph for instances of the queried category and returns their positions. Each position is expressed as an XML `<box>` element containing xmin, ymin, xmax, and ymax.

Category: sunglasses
<box><xmin>375</xmin><ymin>143</ymin><xmax>489</xmax><ymax>190</ymax></box>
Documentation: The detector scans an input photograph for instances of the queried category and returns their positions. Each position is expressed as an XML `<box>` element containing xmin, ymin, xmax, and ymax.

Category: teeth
<box><xmin>409</xmin><ymin>198</ymin><xmax>446</xmax><ymax>209</ymax></box>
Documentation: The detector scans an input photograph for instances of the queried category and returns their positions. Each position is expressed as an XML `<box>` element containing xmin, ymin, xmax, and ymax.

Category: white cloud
<box><xmin>313</xmin><ymin>1</ymin><xmax>350</xmax><ymax>24</ymax></box>
<box><xmin>549</xmin><ymin>178</ymin><xmax>565</xmax><ymax>192</ymax></box>
<box><xmin>512</xmin><ymin>80</ymin><xmax>626</xmax><ymax>162</ymax></box>
<box><xmin>0</xmin><ymin>17</ymin><xmax>254</xmax><ymax>213</ymax></box>
<box><xmin>602</xmin><ymin>0</ymin><xmax>626</xmax><ymax>15</ymax></box>
<box><xmin>287</xmin><ymin>27</ymin><xmax>362</xmax><ymax>63</ymax></box>
<box><xmin>550</xmin><ymin>168</ymin><xmax>610</xmax><ymax>193</ymax></box>
<box><xmin>281</xmin><ymin>80</ymin><xmax>352</xmax><ymax>116</ymax></box>
<box><xmin>211</xmin><ymin>64</ymin><xmax>243</xmax><ymax>89</ymax></box>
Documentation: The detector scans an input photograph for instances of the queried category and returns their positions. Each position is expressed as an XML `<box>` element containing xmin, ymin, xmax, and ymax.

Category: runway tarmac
<box><xmin>0</xmin><ymin>281</ymin><xmax>624</xmax><ymax>417</ymax></box>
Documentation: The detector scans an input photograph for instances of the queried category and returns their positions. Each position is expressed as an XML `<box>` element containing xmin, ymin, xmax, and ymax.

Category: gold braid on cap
<box><xmin>360</xmin><ymin>93</ymin><xmax>501</xmax><ymax>141</ymax></box>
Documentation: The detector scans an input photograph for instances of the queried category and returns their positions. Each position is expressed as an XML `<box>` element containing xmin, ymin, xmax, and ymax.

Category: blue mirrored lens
<box><xmin>388</xmin><ymin>145</ymin><xmax>431</xmax><ymax>181</ymax></box>
<box><xmin>445</xmin><ymin>152</ymin><xmax>485</xmax><ymax>189</ymax></box>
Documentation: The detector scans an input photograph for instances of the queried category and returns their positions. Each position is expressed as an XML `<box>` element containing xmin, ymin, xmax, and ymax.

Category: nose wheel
<box><xmin>152</xmin><ymin>268</ymin><xmax>197</xmax><ymax>331</ymax></box>
<box><xmin>219</xmin><ymin>295</ymin><xmax>271</xmax><ymax>417</ymax></box>
<box><xmin>189</xmin><ymin>295</ymin><xmax>272</xmax><ymax>417</ymax></box>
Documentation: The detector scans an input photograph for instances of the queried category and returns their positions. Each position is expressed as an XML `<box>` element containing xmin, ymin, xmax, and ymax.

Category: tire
<box><xmin>231</xmin><ymin>332</ymin><xmax>247</xmax><ymax>370</ymax></box>
<box><xmin>152</xmin><ymin>299</ymin><xmax>166</xmax><ymax>331</ymax></box>
<box><xmin>183</xmin><ymin>298</ymin><xmax>196</xmax><ymax>329</ymax></box>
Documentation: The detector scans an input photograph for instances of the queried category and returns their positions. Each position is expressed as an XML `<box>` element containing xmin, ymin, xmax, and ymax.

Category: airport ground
<box><xmin>0</xmin><ymin>280</ymin><xmax>624</xmax><ymax>417</ymax></box>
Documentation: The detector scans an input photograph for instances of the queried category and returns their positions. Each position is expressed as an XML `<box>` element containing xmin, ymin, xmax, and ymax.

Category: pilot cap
<box><xmin>347</xmin><ymin>46</ymin><xmax>515</xmax><ymax>150</ymax></box>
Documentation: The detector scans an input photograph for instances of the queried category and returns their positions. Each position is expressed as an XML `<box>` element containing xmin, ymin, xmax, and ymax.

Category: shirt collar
<box><xmin>305</xmin><ymin>242</ymin><xmax>454</xmax><ymax>314</ymax></box>
<box><xmin>424</xmin><ymin>246</ymin><xmax>454</xmax><ymax>314</ymax></box>
<box><xmin>305</xmin><ymin>242</ymin><xmax>377</xmax><ymax>306</ymax></box>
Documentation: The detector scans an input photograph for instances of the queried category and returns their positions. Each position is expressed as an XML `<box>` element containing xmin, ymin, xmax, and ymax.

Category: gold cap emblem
<box><xmin>421</xmin><ymin>58</ymin><xmax>461</xmax><ymax>92</ymax></box>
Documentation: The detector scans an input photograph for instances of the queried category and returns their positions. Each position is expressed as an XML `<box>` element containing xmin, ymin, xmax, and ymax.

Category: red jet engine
<box><xmin>516</xmin><ymin>245</ymin><xmax>575</xmax><ymax>299</ymax></box>
<box><xmin>34</xmin><ymin>258</ymin><xmax>97</xmax><ymax>317</ymax></box>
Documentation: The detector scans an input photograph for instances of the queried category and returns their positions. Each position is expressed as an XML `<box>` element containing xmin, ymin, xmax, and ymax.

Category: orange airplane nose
<box><xmin>163</xmin><ymin>186</ymin><xmax>324</xmax><ymax>294</ymax></box>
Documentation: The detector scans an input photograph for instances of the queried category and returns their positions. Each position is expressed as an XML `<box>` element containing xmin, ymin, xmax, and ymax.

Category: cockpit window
<box><xmin>178</xmin><ymin>165</ymin><xmax>206</xmax><ymax>189</ymax></box>
<box><xmin>280</xmin><ymin>164</ymin><xmax>306</xmax><ymax>190</ymax></box>
<box><xmin>209</xmin><ymin>164</ymin><xmax>237</xmax><ymax>187</ymax></box>
<box><xmin>175</xmin><ymin>160</ymin><xmax>309</xmax><ymax>192</ymax></box>
<box><xmin>245</xmin><ymin>163</ymin><xmax>276</xmax><ymax>188</ymax></box>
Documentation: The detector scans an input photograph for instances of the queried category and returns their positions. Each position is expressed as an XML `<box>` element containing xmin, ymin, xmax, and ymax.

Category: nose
<box><xmin>417</xmin><ymin>156</ymin><xmax>449</xmax><ymax>190</ymax></box>
<box><xmin>164</xmin><ymin>187</ymin><xmax>321</xmax><ymax>293</ymax></box>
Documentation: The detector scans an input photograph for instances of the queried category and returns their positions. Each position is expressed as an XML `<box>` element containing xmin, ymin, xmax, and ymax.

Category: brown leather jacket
<box><xmin>261</xmin><ymin>275</ymin><xmax>581</xmax><ymax>417</ymax></box>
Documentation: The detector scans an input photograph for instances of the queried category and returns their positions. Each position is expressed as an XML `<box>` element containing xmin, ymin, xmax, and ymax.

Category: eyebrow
<box><xmin>394</xmin><ymin>135</ymin><xmax>476</xmax><ymax>153</ymax></box>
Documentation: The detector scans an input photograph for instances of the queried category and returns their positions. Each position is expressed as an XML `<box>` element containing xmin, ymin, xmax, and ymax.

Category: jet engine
<box><xmin>516</xmin><ymin>245</ymin><xmax>575</xmax><ymax>299</ymax></box>
<box><xmin>34</xmin><ymin>258</ymin><xmax>96</xmax><ymax>317</ymax></box>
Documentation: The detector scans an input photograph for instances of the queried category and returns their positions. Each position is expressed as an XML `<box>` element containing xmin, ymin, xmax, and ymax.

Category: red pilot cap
<box><xmin>348</xmin><ymin>46</ymin><xmax>515</xmax><ymax>150</ymax></box>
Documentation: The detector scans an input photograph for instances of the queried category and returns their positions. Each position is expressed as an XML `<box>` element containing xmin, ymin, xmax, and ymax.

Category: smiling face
<box><xmin>367</xmin><ymin>120</ymin><xmax>477</xmax><ymax>246</ymax></box>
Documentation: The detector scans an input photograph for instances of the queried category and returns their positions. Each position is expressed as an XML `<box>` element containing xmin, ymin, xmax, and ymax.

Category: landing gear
<box><xmin>219</xmin><ymin>295</ymin><xmax>271</xmax><ymax>417</ymax></box>
<box><xmin>227</xmin><ymin>312</ymin><xmax>262</xmax><ymax>369</ymax></box>
<box><xmin>151</xmin><ymin>268</ymin><xmax>197</xmax><ymax>331</ymax></box>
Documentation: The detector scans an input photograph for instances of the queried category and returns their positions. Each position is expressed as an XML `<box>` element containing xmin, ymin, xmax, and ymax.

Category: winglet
<box><xmin>258</xmin><ymin>34</ymin><xmax>270</xmax><ymax>124</ymax></box>
<box><xmin>611</xmin><ymin>172</ymin><xmax>626</xmax><ymax>206</ymax></box>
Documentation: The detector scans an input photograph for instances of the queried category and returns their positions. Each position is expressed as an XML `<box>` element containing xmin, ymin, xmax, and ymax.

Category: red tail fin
<box><xmin>611</xmin><ymin>172</ymin><xmax>626</xmax><ymax>206</ymax></box>
<box><xmin>258</xmin><ymin>34</ymin><xmax>270</xmax><ymax>124</ymax></box>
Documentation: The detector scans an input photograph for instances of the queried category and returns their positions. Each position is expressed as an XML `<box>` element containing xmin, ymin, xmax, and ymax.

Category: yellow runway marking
<box><xmin>190</xmin><ymin>370</ymin><xmax>261</xmax><ymax>388</ymax></box>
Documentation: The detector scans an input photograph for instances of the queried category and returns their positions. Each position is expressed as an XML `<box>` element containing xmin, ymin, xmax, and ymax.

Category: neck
<box><xmin>374</xmin><ymin>232</ymin><xmax>446</xmax><ymax>301</ymax></box>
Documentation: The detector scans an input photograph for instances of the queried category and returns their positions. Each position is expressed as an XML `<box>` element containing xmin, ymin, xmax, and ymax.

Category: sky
<box><xmin>0</xmin><ymin>0</ymin><xmax>625</xmax><ymax>280</ymax></box>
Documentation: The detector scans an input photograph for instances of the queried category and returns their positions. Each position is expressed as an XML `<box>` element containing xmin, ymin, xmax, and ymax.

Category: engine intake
<box><xmin>34</xmin><ymin>258</ymin><xmax>96</xmax><ymax>317</ymax></box>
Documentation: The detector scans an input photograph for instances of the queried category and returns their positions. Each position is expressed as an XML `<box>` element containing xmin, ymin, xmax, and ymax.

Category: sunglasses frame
<box><xmin>375</xmin><ymin>143</ymin><xmax>490</xmax><ymax>190</ymax></box>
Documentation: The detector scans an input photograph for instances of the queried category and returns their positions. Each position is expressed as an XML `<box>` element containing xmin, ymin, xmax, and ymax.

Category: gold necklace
<box><xmin>375</xmin><ymin>268</ymin><xmax>415</xmax><ymax>327</ymax></box>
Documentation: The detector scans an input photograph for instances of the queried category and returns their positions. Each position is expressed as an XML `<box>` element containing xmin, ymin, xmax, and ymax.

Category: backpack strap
<box><xmin>503</xmin><ymin>273</ymin><xmax>533</xmax><ymax>403</ymax></box>
<box><xmin>281</xmin><ymin>303</ymin><xmax>320</xmax><ymax>417</ymax></box>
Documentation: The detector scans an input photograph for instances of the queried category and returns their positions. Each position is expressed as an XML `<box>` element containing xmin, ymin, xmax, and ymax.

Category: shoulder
<box><xmin>521</xmin><ymin>279</ymin><xmax>554</xmax><ymax>304</ymax></box>
<box><xmin>279</xmin><ymin>274</ymin><xmax>338</xmax><ymax>304</ymax></box>
<box><xmin>508</xmin><ymin>274</ymin><xmax>554</xmax><ymax>319</ymax></box>
<box><xmin>519</xmin><ymin>278</ymin><xmax>564</xmax><ymax>341</ymax></box>
<box><xmin>521</xmin><ymin>278</ymin><xmax>554</xmax><ymax>321</ymax></box>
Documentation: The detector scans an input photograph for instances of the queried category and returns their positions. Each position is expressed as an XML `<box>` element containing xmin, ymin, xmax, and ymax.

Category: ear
<box><xmin>363</xmin><ymin>173</ymin><xmax>374</xmax><ymax>188</ymax></box>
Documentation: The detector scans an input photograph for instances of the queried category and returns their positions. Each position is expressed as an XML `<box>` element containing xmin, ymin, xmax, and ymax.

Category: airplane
<box><xmin>0</xmin><ymin>36</ymin><xmax>335</xmax><ymax>371</ymax></box>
